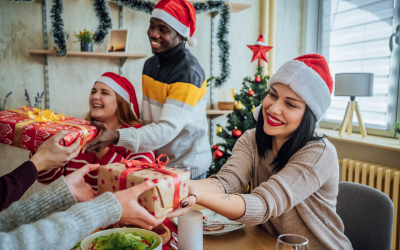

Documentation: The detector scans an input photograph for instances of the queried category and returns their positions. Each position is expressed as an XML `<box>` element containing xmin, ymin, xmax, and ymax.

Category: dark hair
<box><xmin>255</xmin><ymin>104</ymin><xmax>325</xmax><ymax>173</ymax></box>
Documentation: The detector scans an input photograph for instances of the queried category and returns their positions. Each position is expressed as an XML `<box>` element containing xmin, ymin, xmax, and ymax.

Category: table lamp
<box><xmin>334</xmin><ymin>73</ymin><xmax>374</xmax><ymax>137</ymax></box>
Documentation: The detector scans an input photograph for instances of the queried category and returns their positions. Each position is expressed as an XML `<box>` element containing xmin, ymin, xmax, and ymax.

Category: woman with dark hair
<box><xmin>168</xmin><ymin>54</ymin><xmax>353</xmax><ymax>249</ymax></box>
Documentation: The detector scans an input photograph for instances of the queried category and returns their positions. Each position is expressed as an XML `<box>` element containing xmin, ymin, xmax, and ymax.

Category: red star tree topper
<box><xmin>247</xmin><ymin>34</ymin><xmax>273</xmax><ymax>66</ymax></box>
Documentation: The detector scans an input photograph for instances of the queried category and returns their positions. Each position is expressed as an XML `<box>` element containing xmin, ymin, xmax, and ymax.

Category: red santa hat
<box><xmin>151</xmin><ymin>0</ymin><xmax>197</xmax><ymax>46</ymax></box>
<box><xmin>253</xmin><ymin>54</ymin><xmax>333</xmax><ymax>122</ymax></box>
<box><xmin>255</xmin><ymin>34</ymin><xmax>267</xmax><ymax>46</ymax></box>
<box><xmin>96</xmin><ymin>72</ymin><xmax>140</xmax><ymax>120</ymax></box>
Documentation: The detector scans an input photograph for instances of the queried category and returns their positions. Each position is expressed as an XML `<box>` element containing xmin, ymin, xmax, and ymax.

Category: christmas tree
<box><xmin>208</xmin><ymin>35</ymin><xmax>272</xmax><ymax>176</ymax></box>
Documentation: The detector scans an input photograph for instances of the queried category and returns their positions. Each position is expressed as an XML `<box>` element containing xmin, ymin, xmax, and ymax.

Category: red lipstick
<box><xmin>266</xmin><ymin>112</ymin><xmax>285</xmax><ymax>127</ymax></box>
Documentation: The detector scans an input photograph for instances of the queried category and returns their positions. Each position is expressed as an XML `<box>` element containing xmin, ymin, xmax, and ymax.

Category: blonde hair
<box><xmin>86</xmin><ymin>92</ymin><xmax>142</xmax><ymax>127</ymax></box>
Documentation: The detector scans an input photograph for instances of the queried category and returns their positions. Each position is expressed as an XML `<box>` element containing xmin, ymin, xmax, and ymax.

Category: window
<box><xmin>315</xmin><ymin>0</ymin><xmax>400</xmax><ymax>136</ymax></box>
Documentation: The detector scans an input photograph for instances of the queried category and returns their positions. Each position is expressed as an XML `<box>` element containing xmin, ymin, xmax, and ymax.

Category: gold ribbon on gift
<box><xmin>8</xmin><ymin>106</ymin><xmax>89</xmax><ymax>148</ymax></box>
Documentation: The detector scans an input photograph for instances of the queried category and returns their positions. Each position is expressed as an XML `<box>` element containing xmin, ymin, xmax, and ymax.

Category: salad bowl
<box><xmin>80</xmin><ymin>228</ymin><xmax>162</xmax><ymax>250</ymax></box>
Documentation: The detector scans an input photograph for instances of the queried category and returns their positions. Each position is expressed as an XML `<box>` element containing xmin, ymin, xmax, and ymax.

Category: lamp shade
<box><xmin>334</xmin><ymin>73</ymin><xmax>374</xmax><ymax>97</ymax></box>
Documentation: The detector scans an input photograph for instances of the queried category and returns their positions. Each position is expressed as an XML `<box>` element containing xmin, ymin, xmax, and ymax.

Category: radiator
<box><xmin>341</xmin><ymin>158</ymin><xmax>400</xmax><ymax>250</ymax></box>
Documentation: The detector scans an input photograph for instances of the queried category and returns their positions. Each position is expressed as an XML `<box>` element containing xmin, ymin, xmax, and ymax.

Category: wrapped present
<box><xmin>0</xmin><ymin>106</ymin><xmax>98</xmax><ymax>151</ymax></box>
<box><xmin>97</xmin><ymin>155</ymin><xmax>190</xmax><ymax>218</ymax></box>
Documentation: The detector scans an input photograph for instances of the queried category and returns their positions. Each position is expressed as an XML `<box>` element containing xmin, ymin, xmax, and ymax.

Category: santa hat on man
<box><xmin>151</xmin><ymin>0</ymin><xmax>197</xmax><ymax>46</ymax></box>
<box><xmin>96</xmin><ymin>72</ymin><xmax>140</xmax><ymax>120</ymax></box>
<box><xmin>253</xmin><ymin>54</ymin><xmax>333</xmax><ymax>123</ymax></box>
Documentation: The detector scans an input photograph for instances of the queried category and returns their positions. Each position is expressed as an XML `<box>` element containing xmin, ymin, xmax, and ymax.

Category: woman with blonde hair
<box><xmin>37</xmin><ymin>72</ymin><xmax>155</xmax><ymax>190</ymax></box>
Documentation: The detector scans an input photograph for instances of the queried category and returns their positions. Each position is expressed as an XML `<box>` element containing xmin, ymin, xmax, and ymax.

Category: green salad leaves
<box><xmin>88</xmin><ymin>232</ymin><xmax>158</xmax><ymax>250</ymax></box>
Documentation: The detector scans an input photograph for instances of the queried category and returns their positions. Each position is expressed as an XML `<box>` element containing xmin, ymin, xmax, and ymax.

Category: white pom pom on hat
<box><xmin>187</xmin><ymin>36</ymin><xmax>197</xmax><ymax>46</ymax></box>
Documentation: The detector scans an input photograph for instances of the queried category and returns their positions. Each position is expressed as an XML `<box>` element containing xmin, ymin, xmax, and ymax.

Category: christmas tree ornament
<box><xmin>213</xmin><ymin>149</ymin><xmax>224</xmax><ymax>160</ymax></box>
<box><xmin>251</xmin><ymin>105</ymin><xmax>256</xmax><ymax>113</ymax></box>
<box><xmin>247</xmin><ymin>34</ymin><xmax>273</xmax><ymax>66</ymax></box>
<box><xmin>232</xmin><ymin>127</ymin><xmax>242</xmax><ymax>138</ymax></box>
<box><xmin>248</xmin><ymin>89</ymin><xmax>255</xmax><ymax>96</ymax></box>
<box><xmin>235</xmin><ymin>101</ymin><xmax>244</xmax><ymax>111</ymax></box>
<box><xmin>212</xmin><ymin>145</ymin><xmax>218</xmax><ymax>150</ymax></box>
<box><xmin>255</xmin><ymin>75</ymin><xmax>261</xmax><ymax>82</ymax></box>
<box><xmin>216</xmin><ymin>126</ymin><xmax>223</xmax><ymax>135</ymax></box>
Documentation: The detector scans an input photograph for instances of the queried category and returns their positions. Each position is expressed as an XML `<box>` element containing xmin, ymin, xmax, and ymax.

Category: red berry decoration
<box><xmin>213</xmin><ymin>150</ymin><xmax>224</xmax><ymax>160</ymax></box>
<box><xmin>232</xmin><ymin>129</ymin><xmax>243</xmax><ymax>138</ymax></box>
<box><xmin>248</xmin><ymin>89</ymin><xmax>255</xmax><ymax>96</ymax></box>
<box><xmin>212</xmin><ymin>145</ymin><xmax>218</xmax><ymax>150</ymax></box>
<box><xmin>255</xmin><ymin>76</ymin><xmax>261</xmax><ymax>82</ymax></box>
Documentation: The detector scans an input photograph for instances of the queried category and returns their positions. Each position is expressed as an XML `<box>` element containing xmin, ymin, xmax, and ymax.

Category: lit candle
<box><xmin>178</xmin><ymin>209</ymin><xmax>203</xmax><ymax>250</ymax></box>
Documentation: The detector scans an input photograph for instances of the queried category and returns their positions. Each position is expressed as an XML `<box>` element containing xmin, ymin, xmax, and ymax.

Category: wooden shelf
<box><xmin>206</xmin><ymin>109</ymin><xmax>232</xmax><ymax>118</ymax></box>
<box><xmin>316</xmin><ymin>128</ymin><xmax>400</xmax><ymax>153</ymax></box>
<box><xmin>29</xmin><ymin>50</ymin><xmax>147</xmax><ymax>66</ymax></box>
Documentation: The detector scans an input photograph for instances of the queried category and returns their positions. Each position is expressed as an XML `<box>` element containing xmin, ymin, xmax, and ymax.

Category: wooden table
<box><xmin>203</xmin><ymin>224</ymin><xmax>277</xmax><ymax>250</ymax></box>
<box><xmin>192</xmin><ymin>205</ymin><xmax>278</xmax><ymax>250</ymax></box>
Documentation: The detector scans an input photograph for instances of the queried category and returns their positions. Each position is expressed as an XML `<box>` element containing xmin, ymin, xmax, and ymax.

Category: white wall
<box><xmin>0</xmin><ymin>0</ymin><xmax>305</xmax><ymax>198</ymax></box>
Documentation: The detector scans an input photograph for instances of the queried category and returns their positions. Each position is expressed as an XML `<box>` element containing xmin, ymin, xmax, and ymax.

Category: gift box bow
<box><xmin>119</xmin><ymin>154</ymin><xmax>181</xmax><ymax>211</ymax></box>
<box><xmin>8</xmin><ymin>106</ymin><xmax>90</xmax><ymax>148</ymax></box>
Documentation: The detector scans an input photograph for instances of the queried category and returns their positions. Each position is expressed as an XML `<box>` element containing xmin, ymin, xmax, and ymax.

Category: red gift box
<box><xmin>0</xmin><ymin>107</ymin><xmax>98</xmax><ymax>151</ymax></box>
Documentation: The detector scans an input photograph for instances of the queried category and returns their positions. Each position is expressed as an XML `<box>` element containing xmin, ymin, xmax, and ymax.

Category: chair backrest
<box><xmin>337</xmin><ymin>182</ymin><xmax>394</xmax><ymax>250</ymax></box>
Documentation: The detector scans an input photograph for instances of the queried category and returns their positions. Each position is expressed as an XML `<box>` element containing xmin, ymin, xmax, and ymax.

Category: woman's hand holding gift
<box><xmin>114</xmin><ymin>180</ymin><xmax>166</xmax><ymax>230</ymax></box>
<box><xmin>65</xmin><ymin>163</ymin><xmax>100</xmax><ymax>202</ymax></box>
<box><xmin>30</xmin><ymin>130</ymin><xmax>81</xmax><ymax>172</ymax></box>
<box><xmin>166</xmin><ymin>184</ymin><xmax>198</xmax><ymax>219</ymax></box>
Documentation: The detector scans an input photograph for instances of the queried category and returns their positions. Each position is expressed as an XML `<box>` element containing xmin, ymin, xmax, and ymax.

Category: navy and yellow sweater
<box><xmin>117</xmin><ymin>43</ymin><xmax>212</xmax><ymax>178</ymax></box>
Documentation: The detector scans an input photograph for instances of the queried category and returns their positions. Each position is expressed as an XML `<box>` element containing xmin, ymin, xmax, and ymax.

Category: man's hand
<box><xmin>84</xmin><ymin>121</ymin><xmax>119</xmax><ymax>153</ymax></box>
<box><xmin>166</xmin><ymin>185</ymin><xmax>197</xmax><ymax>218</ymax></box>
<box><xmin>114</xmin><ymin>180</ymin><xmax>166</xmax><ymax>230</ymax></box>
<box><xmin>65</xmin><ymin>164</ymin><xmax>100</xmax><ymax>202</ymax></box>
<box><xmin>30</xmin><ymin>130</ymin><xmax>81</xmax><ymax>172</ymax></box>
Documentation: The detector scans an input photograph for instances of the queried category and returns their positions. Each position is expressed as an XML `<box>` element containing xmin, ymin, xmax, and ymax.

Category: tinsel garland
<box><xmin>5</xmin><ymin>0</ymin><xmax>35</xmax><ymax>2</ymax></box>
<box><xmin>50</xmin><ymin>0</ymin><xmax>67</xmax><ymax>56</ymax></box>
<box><xmin>193</xmin><ymin>1</ymin><xmax>230</xmax><ymax>87</ymax></box>
<box><xmin>93</xmin><ymin>0</ymin><xmax>113</xmax><ymax>44</ymax></box>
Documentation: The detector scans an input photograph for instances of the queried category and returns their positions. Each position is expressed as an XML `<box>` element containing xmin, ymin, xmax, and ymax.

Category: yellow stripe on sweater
<box><xmin>142</xmin><ymin>75</ymin><xmax>207</xmax><ymax>107</ymax></box>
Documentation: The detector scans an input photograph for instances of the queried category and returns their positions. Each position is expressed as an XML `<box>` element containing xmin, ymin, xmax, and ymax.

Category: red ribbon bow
<box><xmin>119</xmin><ymin>154</ymin><xmax>181</xmax><ymax>211</ymax></box>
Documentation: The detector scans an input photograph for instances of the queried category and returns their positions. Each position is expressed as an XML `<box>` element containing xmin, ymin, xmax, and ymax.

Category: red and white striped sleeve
<box><xmin>37</xmin><ymin>167</ymin><xmax>64</xmax><ymax>184</ymax></box>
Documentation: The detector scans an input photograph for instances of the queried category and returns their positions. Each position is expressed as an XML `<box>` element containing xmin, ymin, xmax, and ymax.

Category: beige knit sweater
<box><xmin>213</xmin><ymin>129</ymin><xmax>353</xmax><ymax>250</ymax></box>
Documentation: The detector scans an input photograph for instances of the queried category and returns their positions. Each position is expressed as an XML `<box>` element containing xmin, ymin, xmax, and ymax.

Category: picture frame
<box><xmin>107</xmin><ymin>29</ymin><xmax>129</xmax><ymax>53</ymax></box>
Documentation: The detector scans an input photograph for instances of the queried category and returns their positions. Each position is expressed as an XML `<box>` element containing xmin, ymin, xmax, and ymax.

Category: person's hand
<box><xmin>166</xmin><ymin>185</ymin><xmax>198</xmax><ymax>219</ymax></box>
<box><xmin>65</xmin><ymin>164</ymin><xmax>100</xmax><ymax>202</ymax></box>
<box><xmin>30</xmin><ymin>130</ymin><xmax>81</xmax><ymax>172</ymax></box>
<box><xmin>84</xmin><ymin>121</ymin><xmax>119</xmax><ymax>153</ymax></box>
<box><xmin>114</xmin><ymin>180</ymin><xmax>166</xmax><ymax>230</ymax></box>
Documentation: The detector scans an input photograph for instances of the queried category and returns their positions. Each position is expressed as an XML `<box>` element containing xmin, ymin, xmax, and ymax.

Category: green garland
<box><xmin>93</xmin><ymin>0</ymin><xmax>113</xmax><ymax>45</ymax></box>
<box><xmin>50</xmin><ymin>0</ymin><xmax>67</xmax><ymax>56</ymax></box>
<box><xmin>9</xmin><ymin>0</ymin><xmax>231</xmax><ymax>87</ymax></box>
<box><xmin>5</xmin><ymin>0</ymin><xmax>35</xmax><ymax>2</ymax></box>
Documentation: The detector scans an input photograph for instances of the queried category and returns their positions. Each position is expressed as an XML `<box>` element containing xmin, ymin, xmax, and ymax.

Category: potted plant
<box><xmin>74</xmin><ymin>29</ymin><xmax>95</xmax><ymax>52</ymax></box>
<box><xmin>394</xmin><ymin>121</ymin><xmax>400</xmax><ymax>144</ymax></box>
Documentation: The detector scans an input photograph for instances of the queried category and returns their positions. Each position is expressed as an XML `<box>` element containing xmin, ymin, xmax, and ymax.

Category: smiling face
<box><xmin>262</xmin><ymin>83</ymin><xmax>307</xmax><ymax>140</ymax></box>
<box><xmin>147</xmin><ymin>17</ymin><xmax>183</xmax><ymax>54</ymax></box>
<box><xmin>89</xmin><ymin>82</ymin><xmax>119</xmax><ymax>124</ymax></box>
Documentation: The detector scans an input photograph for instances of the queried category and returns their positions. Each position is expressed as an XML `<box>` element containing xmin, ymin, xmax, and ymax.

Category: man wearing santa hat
<box><xmin>85</xmin><ymin>0</ymin><xmax>211</xmax><ymax>180</ymax></box>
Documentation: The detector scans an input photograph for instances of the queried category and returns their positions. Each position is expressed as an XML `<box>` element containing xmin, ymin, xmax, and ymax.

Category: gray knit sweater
<box><xmin>0</xmin><ymin>177</ymin><xmax>121</xmax><ymax>250</ymax></box>
<box><xmin>213</xmin><ymin>129</ymin><xmax>353</xmax><ymax>250</ymax></box>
